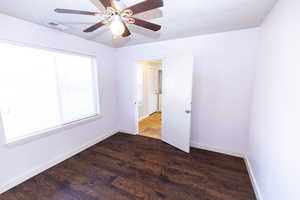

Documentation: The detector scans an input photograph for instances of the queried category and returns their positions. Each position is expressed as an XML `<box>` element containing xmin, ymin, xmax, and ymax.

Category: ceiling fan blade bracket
<box><xmin>123</xmin><ymin>17</ymin><xmax>135</xmax><ymax>24</ymax></box>
<box><xmin>121</xmin><ymin>9</ymin><xmax>133</xmax><ymax>17</ymax></box>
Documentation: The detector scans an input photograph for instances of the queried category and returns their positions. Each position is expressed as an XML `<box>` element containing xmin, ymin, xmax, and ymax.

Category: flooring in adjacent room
<box><xmin>0</xmin><ymin>133</ymin><xmax>256</xmax><ymax>200</ymax></box>
<box><xmin>139</xmin><ymin>112</ymin><xmax>161</xmax><ymax>139</ymax></box>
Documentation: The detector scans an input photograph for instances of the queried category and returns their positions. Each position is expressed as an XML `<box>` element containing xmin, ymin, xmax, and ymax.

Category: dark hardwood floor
<box><xmin>0</xmin><ymin>133</ymin><xmax>256</xmax><ymax>200</ymax></box>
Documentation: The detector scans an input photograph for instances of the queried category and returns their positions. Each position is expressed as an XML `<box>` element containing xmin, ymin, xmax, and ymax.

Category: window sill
<box><xmin>4</xmin><ymin>114</ymin><xmax>102</xmax><ymax>147</ymax></box>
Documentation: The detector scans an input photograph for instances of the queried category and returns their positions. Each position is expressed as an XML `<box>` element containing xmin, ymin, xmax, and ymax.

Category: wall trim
<box><xmin>190</xmin><ymin>141</ymin><xmax>244</xmax><ymax>158</ymax></box>
<box><xmin>139</xmin><ymin>114</ymin><xmax>150</xmax><ymax>121</ymax></box>
<box><xmin>191</xmin><ymin>141</ymin><xmax>261</xmax><ymax>200</ymax></box>
<box><xmin>118</xmin><ymin>129</ymin><xmax>137</xmax><ymax>135</ymax></box>
<box><xmin>0</xmin><ymin>129</ymin><xmax>118</xmax><ymax>194</ymax></box>
<box><xmin>244</xmin><ymin>156</ymin><xmax>263</xmax><ymax>200</ymax></box>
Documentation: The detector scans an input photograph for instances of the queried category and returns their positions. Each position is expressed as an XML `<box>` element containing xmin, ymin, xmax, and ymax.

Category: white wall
<box><xmin>0</xmin><ymin>14</ymin><xmax>118</xmax><ymax>193</ymax></box>
<box><xmin>247</xmin><ymin>1</ymin><xmax>300</xmax><ymax>199</ymax></box>
<box><xmin>115</xmin><ymin>28</ymin><xmax>260</xmax><ymax>156</ymax></box>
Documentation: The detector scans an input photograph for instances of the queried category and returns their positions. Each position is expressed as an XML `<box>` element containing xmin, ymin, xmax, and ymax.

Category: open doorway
<box><xmin>137</xmin><ymin>60</ymin><xmax>163</xmax><ymax>140</ymax></box>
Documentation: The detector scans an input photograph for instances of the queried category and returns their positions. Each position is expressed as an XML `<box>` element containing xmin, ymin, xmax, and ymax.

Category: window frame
<box><xmin>0</xmin><ymin>40</ymin><xmax>102</xmax><ymax>146</ymax></box>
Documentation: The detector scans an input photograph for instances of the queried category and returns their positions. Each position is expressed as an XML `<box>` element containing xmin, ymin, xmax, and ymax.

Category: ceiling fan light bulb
<box><xmin>110</xmin><ymin>15</ymin><xmax>125</xmax><ymax>36</ymax></box>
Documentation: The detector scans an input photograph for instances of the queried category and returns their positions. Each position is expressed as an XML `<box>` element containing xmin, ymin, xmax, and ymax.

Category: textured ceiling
<box><xmin>0</xmin><ymin>0</ymin><xmax>277</xmax><ymax>48</ymax></box>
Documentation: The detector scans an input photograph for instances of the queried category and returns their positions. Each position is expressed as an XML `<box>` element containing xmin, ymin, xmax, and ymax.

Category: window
<box><xmin>0</xmin><ymin>42</ymin><xmax>99</xmax><ymax>143</ymax></box>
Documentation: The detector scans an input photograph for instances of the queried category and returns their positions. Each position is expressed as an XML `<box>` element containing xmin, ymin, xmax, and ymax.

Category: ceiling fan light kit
<box><xmin>109</xmin><ymin>15</ymin><xmax>126</xmax><ymax>37</ymax></box>
<box><xmin>55</xmin><ymin>0</ymin><xmax>163</xmax><ymax>38</ymax></box>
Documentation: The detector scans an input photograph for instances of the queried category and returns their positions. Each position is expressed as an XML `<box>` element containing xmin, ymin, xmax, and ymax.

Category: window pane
<box><xmin>0</xmin><ymin>42</ymin><xmax>99</xmax><ymax>142</ymax></box>
<box><xmin>0</xmin><ymin>43</ymin><xmax>61</xmax><ymax>140</ymax></box>
<box><xmin>55</xmin><ymin>53</ymin><xmax>97</xmax><ymax>123</ymax></box>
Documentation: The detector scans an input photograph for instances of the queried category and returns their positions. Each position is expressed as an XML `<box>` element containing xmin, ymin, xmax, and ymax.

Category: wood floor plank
<box><xmin>139</xmin><ymin>112</ymin><xmax>161</xmax><ymax>139</ymax></box>
<box><xmin>0</xmin><ymin>133</ymin><xmax>256</xmax><ymax>200</ymax></box>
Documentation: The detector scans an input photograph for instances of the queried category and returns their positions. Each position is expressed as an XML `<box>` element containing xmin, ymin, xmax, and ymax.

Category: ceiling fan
<box><xmin>55</xmin><ymin>0</ymin><xmax>163</xmax><ymax>38</ymax></box>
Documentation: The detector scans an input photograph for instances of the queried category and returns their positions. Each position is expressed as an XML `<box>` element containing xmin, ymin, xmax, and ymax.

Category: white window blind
<box><xmin>0</xmin><ymin>42</ymin><xmax>99</xmax><ymax>142</ymax></box>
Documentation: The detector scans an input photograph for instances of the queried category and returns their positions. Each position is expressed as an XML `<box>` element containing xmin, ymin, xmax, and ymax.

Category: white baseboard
<box><xmin>117</xmin><ymin>129</ymin><xmax>136</xmax><ymax>135</ymax></box>
<box><xmin>0</xmin><ymin>129</ymin><xmax>118</xmax><ymax>194</ymax></box>
<box><xmin>139</xmin><ymin>114</ymin><xmax>150</xmax><ymax>121</ymax></box>
<box><xmin>139</xmin><ymin>111</ymin><xmax>160</xmax><ymax>121</ymax></box>
<box><xmin>244</xmin><ymin>156</ymin><xmax>263</xmax><ymax>200</ymax></box>
<box><xmin>190</xmin><ymin>141</ymin><xmax>244</xmax><ymax>158</ymax></box>
<box><xmin>191</xmin><ymin>141</ymin><xmax>261</xmax><ymax>200</ymax></box>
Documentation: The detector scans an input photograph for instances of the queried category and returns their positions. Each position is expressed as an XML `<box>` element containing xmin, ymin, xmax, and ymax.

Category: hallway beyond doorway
<box><xmin>139</xmin><ymin>112</ymin><xmax>161</xmax><ymax>139</ymax></box>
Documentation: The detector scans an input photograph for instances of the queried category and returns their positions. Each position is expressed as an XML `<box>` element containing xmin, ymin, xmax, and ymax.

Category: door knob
<box><xmin>185</xmin><ymin>110</ymin><xmax>191</xmax><ymax>114</ymax></box>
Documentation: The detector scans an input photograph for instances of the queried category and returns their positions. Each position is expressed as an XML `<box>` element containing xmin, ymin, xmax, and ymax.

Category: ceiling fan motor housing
<box><xmin>103</xmin><ymin>7</ymin><xmax>135</xmax><ymax>24</ymax></box>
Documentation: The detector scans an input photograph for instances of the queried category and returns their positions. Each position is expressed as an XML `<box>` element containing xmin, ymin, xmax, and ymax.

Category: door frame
<box><xmin>134</xmin><ymin>56</ymin><xmax>166</xmax><ymax>136</ymax></box>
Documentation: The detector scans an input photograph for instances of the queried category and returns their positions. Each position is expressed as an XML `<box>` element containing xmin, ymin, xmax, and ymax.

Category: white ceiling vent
<box><xmin>47</xmin><ymin>22</ymin><xmax>69</xmax><ymax>31</ymax></box>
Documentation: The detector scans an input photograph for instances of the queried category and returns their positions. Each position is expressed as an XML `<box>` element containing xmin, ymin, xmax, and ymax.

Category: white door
<box><xmin>147</xmin><ymin>68</ymin><xmax>158</xmax><ymax>114</ymax></box>
<box><xmin>162</xmin><ymin>55</ymin><xmax>194</xmax><ymax>153</ymax></box>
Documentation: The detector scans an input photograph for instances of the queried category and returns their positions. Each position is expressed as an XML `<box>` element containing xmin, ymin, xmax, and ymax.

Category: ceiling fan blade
<box><xmin>122</xmin><ymin>23</ymin><xmax>131</xmax><ymax>37</ymax></box>
<box><xmin>55</xmin><ymin>8</ymin><xmax>101</xmax><ymax>16</ymax></box>
<box><xmin>98</xmin><ymin>0</ymin><xmax>113</xmax><ymax>8</ymax></box>
<box><xmin>84</xmin><ymin>21</ymin><xmax>106</xmax><ymax>32</ymax></box>
<box><xmin>126</xmin><ymin>0</ymin><xmax>163</xmax><ymax>15</ymax></box>
<box><xmin>132</xmin><ymin>18</ymin><xmax>161</xmax><ymax>31</ymax></box>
